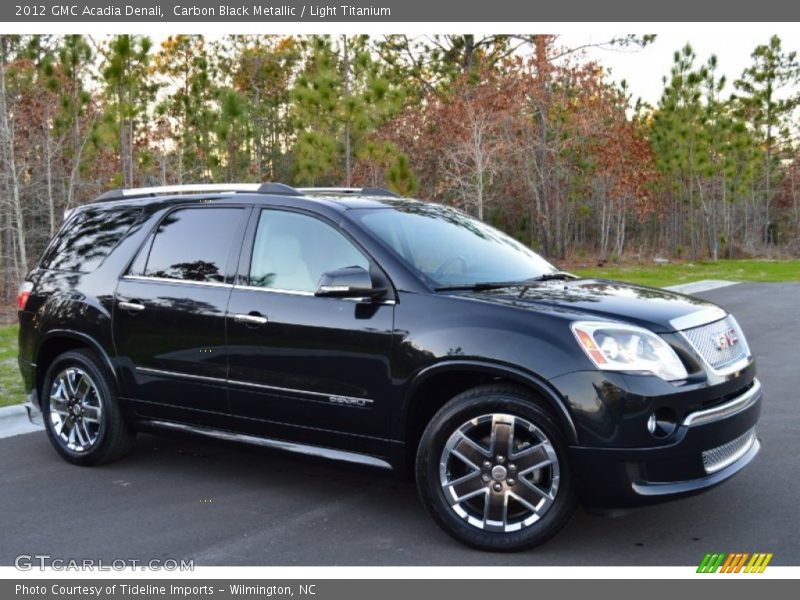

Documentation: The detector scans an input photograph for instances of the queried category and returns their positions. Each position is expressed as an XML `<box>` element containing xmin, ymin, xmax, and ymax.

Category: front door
<box><xmin>226</xmin><ymin>208</ymin><xmax>395</xmax><ymax>440</ymax></box>
<box><xmin>113</xmin><ymin>205</ymin><xmax>249</xmax><ymax>421</ymax></box>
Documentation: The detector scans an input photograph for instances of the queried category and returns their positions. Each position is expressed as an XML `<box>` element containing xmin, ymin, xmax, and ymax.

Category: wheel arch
<box><xmin>34</xmin><ymin>330</ymin><xmax>118</xmax><ymax>400</ymax></box>
<box><xmin>402</xmin><ymin>360</ymin><xmax>579</xmax><ymax>452</ymax></box>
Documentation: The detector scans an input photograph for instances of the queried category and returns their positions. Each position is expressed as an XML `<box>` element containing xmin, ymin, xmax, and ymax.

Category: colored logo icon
<box><xmin>697</xmin><ymin>552</ymin><xmax>773</xmax><ymax>573</ymax></box>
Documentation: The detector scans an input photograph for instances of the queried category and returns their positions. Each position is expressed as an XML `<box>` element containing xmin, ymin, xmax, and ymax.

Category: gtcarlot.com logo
<box><xmin>14</xmin><ymin>554</ymin><xmax>194</xmax><ymax>571</ymax></box>
<box><xmin>697</xmin><ymin>552</ymin><xmax>773</xmax><ymax>573</ymax></box>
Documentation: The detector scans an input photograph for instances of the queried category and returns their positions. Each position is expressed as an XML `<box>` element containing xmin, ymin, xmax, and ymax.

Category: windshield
<box><xmin>353</xmin><ymin>204</ymin><xmax>556</xmax><ymax>288</ymax></box>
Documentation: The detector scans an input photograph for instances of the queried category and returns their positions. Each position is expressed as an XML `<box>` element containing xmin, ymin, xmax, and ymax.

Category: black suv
<box><xmin>18</xmin><ymin>183</ymin><xmax>761</xmax><ymax>551</ymax></box>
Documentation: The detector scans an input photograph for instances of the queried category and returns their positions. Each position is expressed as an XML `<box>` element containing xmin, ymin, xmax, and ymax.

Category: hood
<box><xmin>454</xmin><ymin>279</ymin><xmax>724</xmax><ymax>333</ymax></box>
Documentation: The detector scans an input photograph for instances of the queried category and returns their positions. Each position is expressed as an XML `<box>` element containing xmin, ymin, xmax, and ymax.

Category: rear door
<box><xmin>225</xmin><ymin>207</ymin><xmax>395</xmax><ymax>439</ymax></box>
<box><xmin>113</xmin><ymin>204</ymin><xmax>249</xmax><ymax>421</ymax></box>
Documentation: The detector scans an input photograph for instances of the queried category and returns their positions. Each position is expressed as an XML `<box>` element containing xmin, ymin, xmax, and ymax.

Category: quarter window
<box><xmin>40</xmin><ymin>207</ymin><xmax>143</xmax><ymax>273</ymax></box>
<box><xmin>250</xmin><ymin>210</ymin><xmax>369</xmax><ymax>293</ymax></box>
<box><xmin>142</xmin><ymin>207</ymin><xmax>244</xmax><ymax>283</ymax></box>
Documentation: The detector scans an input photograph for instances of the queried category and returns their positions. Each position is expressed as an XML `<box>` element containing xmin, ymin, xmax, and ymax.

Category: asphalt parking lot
<box><xmin>0</xmin><ymin>282</ymin><xmax>797</xmax><ymax>566</ymax></box>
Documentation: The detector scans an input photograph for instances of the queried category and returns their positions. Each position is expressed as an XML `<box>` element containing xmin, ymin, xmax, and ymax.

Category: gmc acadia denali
<box><xmin>17</xmin><ymin>183</ymin><xmax>762</xmax><ymax>551</ymax></box>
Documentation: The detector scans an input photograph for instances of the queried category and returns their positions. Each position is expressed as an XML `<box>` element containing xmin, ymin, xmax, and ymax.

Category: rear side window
<box><xmin>140</xmin><ymin>207</ymin><xmax>245</xmax><ymax>283</ymax></box>
<box><xmin>40</xmin><ymin>207</ymin><xmax>143</xmax><ymax>273</ymax></box>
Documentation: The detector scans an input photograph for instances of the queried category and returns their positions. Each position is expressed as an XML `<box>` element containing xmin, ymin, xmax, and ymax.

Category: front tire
<box><xmin>42</xmin><ymin>349</ymin><xmax>135</xmax><ymax>466</ymax></box>
<box><xmin>416</xmin><ymin>384</ymin><xmax>577</xmax><ymax>551</ymax></box>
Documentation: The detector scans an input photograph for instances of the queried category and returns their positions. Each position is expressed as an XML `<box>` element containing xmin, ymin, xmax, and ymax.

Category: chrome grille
<box><xmin>702</xmin><ymin>428</ymin><xmax>756</xmax><ymax>474</ymax></box>
<box><xmin>681</xmin><ymin>315</ymin><xmax>749</xmax><ymax>371</ymax></box>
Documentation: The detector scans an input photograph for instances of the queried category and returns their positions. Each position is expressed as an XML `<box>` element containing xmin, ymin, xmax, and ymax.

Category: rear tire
<box><xmin>42</xmin><ymin>349</ymin><xmax>135</xmax><ymax>466</ymax></box>
<box><xmin>416</xmin><ymin>384</ymin><xmax>577</xmax><ymax>551</ymax></box>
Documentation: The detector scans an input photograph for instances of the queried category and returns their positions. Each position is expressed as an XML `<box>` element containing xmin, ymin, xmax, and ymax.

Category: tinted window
<box><xmin>250</xmin><ymin>210</ymin><xmax>369</xmax><ymax>292</ymax></box>
<box><xmin>143</xmin><ymin>207</ymin><xmax>244</xmax><ymax>283</ymax></box>
<box><xmin>354</xmin><ymin>205</ymin><xmax>555</xmax><ymax>287</ymax></box>
<box><xmin>40</xmin><ymin>207</ymin><xmax>143</xmax><ymax>273</ymax></box>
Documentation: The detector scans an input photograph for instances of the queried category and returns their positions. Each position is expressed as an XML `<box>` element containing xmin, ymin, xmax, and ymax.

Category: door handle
<box><xmin>233</xmin><ymin>313</ymin><xmax>268</xmax><ymax>326</ymax></box>
<box><xmin>118</xmin><ymin>301</ymin><xmax>145</xmax><ymax>312</ymax></box>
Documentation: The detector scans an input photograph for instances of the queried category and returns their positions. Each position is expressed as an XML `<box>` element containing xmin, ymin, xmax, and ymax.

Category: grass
<box><xmin>0</xmin><ymin>324</ymin><xmax>24</xmax><ymax>409</ymax></box>
<box><xmin>573</xmin><ymin>259</ymin><xmax>800</xmax><ymax>288</ymax></box>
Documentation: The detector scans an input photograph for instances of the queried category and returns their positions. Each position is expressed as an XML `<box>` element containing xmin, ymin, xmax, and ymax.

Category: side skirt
<box><xmin>141</xmin><ymin>418</ymin><xmax>394</xmax><ymax>470</ymax></box>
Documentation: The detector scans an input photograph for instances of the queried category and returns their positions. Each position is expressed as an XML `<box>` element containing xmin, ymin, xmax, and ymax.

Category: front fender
<box><xmin>402</xmin><ymin>359</ymin><xmax>579</xmax><ymax>444</ymax></box>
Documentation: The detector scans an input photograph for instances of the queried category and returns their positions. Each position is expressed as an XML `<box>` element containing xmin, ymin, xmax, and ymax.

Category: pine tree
<box><xmin>734</xmin><ymin>35</ymin><xmax>800</xmax><ymax>244</ymax></box>
<box><xmin>231</xmin><ymin>36</ymin><xmax>299</xmax><ymax>182</ymax></box>
<box><xmin>101</xmin><ymin>35</ymin><xmax>155</xmax><ymax>187</ymax></box>
<box><xmin>155</xmin><ymin>35</ymin><xmax>216</xmax><ymax>182</ymax></box>
<box><xmin>291</xmin><ymin>35</ymin><xmax>405</xmax><ymax>186</ymax></box>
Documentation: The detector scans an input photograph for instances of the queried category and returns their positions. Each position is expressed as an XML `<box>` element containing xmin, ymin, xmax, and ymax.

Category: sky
<box><xmin>558</xmin><ymin>26</ymin><xmax>800</xmax><ymax>106</ymax></box>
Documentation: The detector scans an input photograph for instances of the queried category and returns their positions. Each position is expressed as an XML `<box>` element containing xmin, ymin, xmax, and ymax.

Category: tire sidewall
<box><xmin>42</xmin><ymin>351</ymin><xmax>113</xmax><ymax>465</ymax></box>
<box><xmin>417</xmin><ymin>389</ymin><xmax>576</xmax><ymax>551</ymax></box>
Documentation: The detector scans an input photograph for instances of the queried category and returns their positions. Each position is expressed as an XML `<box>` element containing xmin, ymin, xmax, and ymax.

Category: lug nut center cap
<box><xmin>491</xmin><ymin>465</ymin><xmax>508</xmax><ymax>481</ymax></box>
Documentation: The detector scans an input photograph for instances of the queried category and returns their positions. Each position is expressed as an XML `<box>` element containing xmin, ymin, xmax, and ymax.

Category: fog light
<box><xmin>647</xmin><ymin>408</ymin><xmax>677</xmax><ymax>439</ymax></box>
<box><xmin>647</xmin><ymin>413</ymin><xmax>657</xmax><ymax>434</ymax></box>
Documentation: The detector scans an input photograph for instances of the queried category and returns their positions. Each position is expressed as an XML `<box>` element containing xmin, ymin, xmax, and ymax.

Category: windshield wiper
<box><xmin>527</xmin><ymin>271</ymin><xmax>578</xmax><ymax>282</ymax></box>
<box><xmin>434</xmin><ymin>281</ymin><xmax>525</xmax><ymax>292</ymax></box>
<box><xmin>518</xmin><ymin>271</ymin><xmax>579</xmax><ymax>297</ymax></box>
<box><xmin>435</xmin><ymin>272</ymin><xmax>578</xmax><ymax>292</ymax></box>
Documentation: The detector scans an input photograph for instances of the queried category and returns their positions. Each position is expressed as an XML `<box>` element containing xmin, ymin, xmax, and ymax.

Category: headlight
<box><xmin>570</xmin><ymin>321</ymin><xmax>688</xmax><ymax>381</ymax></box>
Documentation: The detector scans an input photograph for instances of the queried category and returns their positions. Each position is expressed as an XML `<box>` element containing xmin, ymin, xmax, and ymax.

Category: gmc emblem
<box><xmin>713</xmin><ymin>329</ymin><xmax>739</xmax><ymax>350</ymax></box>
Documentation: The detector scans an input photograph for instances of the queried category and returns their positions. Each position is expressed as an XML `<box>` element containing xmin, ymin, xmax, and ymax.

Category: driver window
<box><xmin>249</xmin><ymin>210</ymin><xmax>370</xmax><ymax>293</ymax></box>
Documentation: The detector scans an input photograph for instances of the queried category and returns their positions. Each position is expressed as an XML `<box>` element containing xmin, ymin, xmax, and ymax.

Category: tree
<box><xmin>376</xmin><ymin>34</ymin><xmax>655</xmax><ymax>100</ymax></box>
<box><xmin>231</xmin><ymin>36</ymin><xmax>299</xmax><ymax>181</ymax></box>
<box><xmin>734</xmin><ymin>35</ymin><xmax>800</xmax><ymax>245</ymax></box>
<box><xmin>101</xmin><ymin>35</ymin><xmax>155</xmax><ymax>187</ymax></box>
<box><xmin>56</xmin><ymin>36</ymin><xmax>95</xmax><ymax>210</ymax></box>
<box><xmin>215</xmin><ymin>88</ymin><xmax>250</xmax><ymax>181</ymax></box>
<box><xmin>154</xmin><ymin>35</ymin><xmax>217</xmax><ymax>183</ymax></box>
<box><xmin>435</xmin><ymin>70</ymin><xmax>512</xmax><ymax>220</ymax></box>
<box><xmin>0</xmin><ymin>35</ymin><xmax>28</xmax><ymax>277</ymax></box>
<box><xmin>291</xmin><ymin>35</ymin><xmax>404</xmax><ymax>186</ymax></box>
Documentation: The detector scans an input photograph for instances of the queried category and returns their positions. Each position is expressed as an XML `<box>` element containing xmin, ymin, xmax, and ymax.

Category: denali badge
<box><xmin>329</xmin><ymin>395</ymin><xmax>373</xmax><ymax>408</ymax></box>
<box><xmin>713</xmin><ymin>329</ymin><xmax>739</xmax><ymax>350</ymax></box>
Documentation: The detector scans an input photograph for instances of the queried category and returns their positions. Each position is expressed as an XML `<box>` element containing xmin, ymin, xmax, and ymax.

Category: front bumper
<box><xmin>570</xmin><ymin>378</ymin><xmax>762</xmax><ymax>508</ymax></box>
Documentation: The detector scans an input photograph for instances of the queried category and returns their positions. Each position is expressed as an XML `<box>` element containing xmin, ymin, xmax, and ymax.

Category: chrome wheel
<box><xmin>48</xmin><ymin>367</ymin><xmax>103</xmax><ymax>453</ymax></box>
<box><xmin>439</xmin><ymin>413</ymin><xmax>560</xmax><ymax>532</ymax></box>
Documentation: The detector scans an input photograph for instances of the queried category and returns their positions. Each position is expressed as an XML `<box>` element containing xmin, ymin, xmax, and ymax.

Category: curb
<box><xmin>0</xmin><ymin>403</ymin><xmax>28</xmax><ymax>419</ymax></box>
<box><xmin>0</xmin><ymin>403</ymin><xmax>43</xmax><ymax>439</ymax></box>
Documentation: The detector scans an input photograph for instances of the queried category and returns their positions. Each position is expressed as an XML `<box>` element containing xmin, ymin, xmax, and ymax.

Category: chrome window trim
<box><xmin>232</xmin><ymin>284</ymin><xmax>396</xmax><ymax>304</ymax></box>
<box><xmin>144</xmin><ymin>419</ymin><xmax>391</xmax><ymax>469</ymax></box>
<box><xmin>668</xmin><ymin>306</ymin><xmax>727</xmax><ymax>331</ymax></box>
<box><xmin>120</xmin><ymin>279</ymin><xmax>395</xmax><ymax>302</ymax></box>
<box><xmin>122</xmin><ymin>275</ymin><xmax>233</xmax><ymax>289</ymax></box>
<box><xmin>234</xmin><ymin>284</ymin><xmax>315</xmax><ymax>297</ymax></box>
<box><xmin>682</xmin><ymin>378</ymin><xmax>762</xmax><ymax>427</ymax></box>
<box><xmin>135</xmin><ymin>366</ymin><xmax>374</xmax><ymax>406</ymax></box>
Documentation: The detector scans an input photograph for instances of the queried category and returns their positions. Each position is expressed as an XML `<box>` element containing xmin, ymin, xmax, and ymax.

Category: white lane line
<box><xmin>0</xmin><ymin>404</ymin><xmax>43</xmax><ymax>440</ymax></box>
<box><xmin>665</xmin><ymin>280</ymin><xmax>741</xmax><ymax>295</ymax></box>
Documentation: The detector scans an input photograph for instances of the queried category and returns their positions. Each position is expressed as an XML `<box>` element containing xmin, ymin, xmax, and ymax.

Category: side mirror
<box><xmin>315</xmin><ymin>266</ymin><xmax>386</xmax><ymax>299</ymax></box>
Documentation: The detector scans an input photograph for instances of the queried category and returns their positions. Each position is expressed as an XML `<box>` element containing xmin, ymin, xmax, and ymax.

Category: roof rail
<box><xmin>298</xmin><ymin>187</ymin><xmax>398</xmax><ymax>198</ymax></box>
<box><xmin>93</xmin><ymin>182</ymin><xmax>303</xmax><ymax>203</ymax></box>
<box><xmin>256</xmin><ymin>182</ymin><xmax>302</xmax><ymax>196</ymax></box>
<box><xmin>92</xmin><ymin>182</ymin><xmax>398</xmax><ymax>204</ymax></box>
